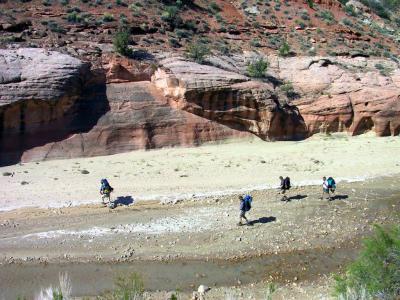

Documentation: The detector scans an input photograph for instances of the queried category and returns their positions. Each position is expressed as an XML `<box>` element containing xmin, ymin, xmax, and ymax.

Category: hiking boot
<box><xmin>237</xmin><ymin>222</ymin><xmax>243</xmax><ymax>226</ymax></box>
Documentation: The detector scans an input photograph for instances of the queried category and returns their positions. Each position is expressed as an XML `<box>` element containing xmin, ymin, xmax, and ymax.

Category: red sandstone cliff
<box><xmin>1</xmin><ymin>49</ymin><xmax>399</xmax><ymax>165</ymax></box>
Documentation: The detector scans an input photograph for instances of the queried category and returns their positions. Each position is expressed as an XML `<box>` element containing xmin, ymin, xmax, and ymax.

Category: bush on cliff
<box><xmin>247</xmin><ymin>57</ymin><xmax>268</xmax><ymax>78</ymax></box>
<box><xmin>334</xmin><ymin>224</ymin><xmax>400</xmax><ymax>299</ymax></box>
<box><xmin>278</xmin><ymin>41</ymin><xmax>291</xmax><ymax>57</ymax></box>
<box><xmin>113</xmin><ymin>31</ymin><xmax>132</xmax><ymax>57</ymax></box>
<box><xmin>185</xmin><ymin>42</ymin><xmax>210</xmax><ymax>64</ymax></box>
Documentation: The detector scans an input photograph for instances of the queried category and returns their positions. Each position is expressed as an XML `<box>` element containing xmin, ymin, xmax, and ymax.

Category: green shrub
<box><xmin>52</xmin><ymin>289</ymin><xmax>63</xmax><ymax>300</ymax></box>
<box><xmin>161</xmin><ymin>6</ymin><xmax>179</xmax><ymax>24</ymax></box>
<box><xmin>250</xmin><ymin>38</ymin><xmax>261</xmax><ymax>47</ymax></box>
<box><xmin>185</xmin><ymin>42</ymin><xmax>210</xmax><ymax>63</ymax></box>
<box><xmin>169</xmin><ymin>37</ymin><xmax>180</xmax><ymax>48</ymax></box>
<box><xmin>278</xmin><ymin>40</ymin><xmax>291</xmax><ymax>57</ymax></box>
<box><xmin>280</xmin><ymin>82</ymin><xmax>297</xmax><ymax>99</ymax></box>
<box><xmin>67</xmin><ymin>11</ymin><xmax>83</xmax><ymax>23</ymax></box>
<box><xmin>99</xmin><ymin>273</ymin><xmax>144</xmax><ymax>300</ymax></box>
<box><xmin>359</xmin><ymin>0</ymin><xmax>390</xmax><ymax>19</ymax></box>
<box><xmin>344</xmin><ymin>4</ymin><xmax>357</xmax><ymax>16</ymax></box>
<box><xmin>265</xmin><ymin>283</ymin><xmax>277</xmax><ymax>300</ymax></box>
<box><xmin>215</xmin><ymin>42</ymin><xmax>231</xmax><ymax>55</ymax></box>
<box><xmin>116</xmin><ymin>0</ymin><xmax>127</xmax><ymax>6</ymax></box>
<box><xmin>301</xmin><ymin>11</ymin><xmax>310</xmax><ymax>21</ymax></box>
<box><xmin>47</xmin><ymin>21</ymin><xmax>66</xmax><ymax>33</ymax></box>
<box><xmin>341</xmin><ymin>18</ymin><xmax>352</xmax><ymax>26</ymax></box>
<box><xmin>306</xmin><ymin>0</ymin><xmax>314</xmax><ymax>8</ymax></box>
<box><xmin>334</xmin><ymin>225</ymin><xmax>400</xmax><ymax>299</ymax></box>
<box><xmin>317</xmin><ymin>10</ymin><xmax>336</xmax><ymax>24</ymax></box>
<box><xmin>295</xmin><ymin>19</ymin><xmax>306</xmax><ymax>29</ymax></box>
<box><xmin>208</xmin><ymin>1</ymin><xmax>221</xmax><ymax>12</ymax></box>
<box><xmin>375</xmin><ymin>63</ymin><xmax>394</xmax><ymax>76</ymax></box>
<box><xmin>247</xmin><ymin>57</ymin><xmax>268</xmax><ymax>78</ymax></box>
<box><xmin>102</xmin><ymin>13</ymin><xmax>114</xmax><ymax>22</ymax></box>
<box><xmin>113</xmin><ymin>31</ymin><xmax>132</xmax><ymax>56</ymax></box>
<box><xmin>215</xmin><ymin>13</ymin><xmax>224</xmax><ymax>23</ymax></box>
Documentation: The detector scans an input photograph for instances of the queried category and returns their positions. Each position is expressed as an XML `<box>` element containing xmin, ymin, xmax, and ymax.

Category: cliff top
<box><xmin>0</xmin><ymin>0</ymin><xmax>400</xmax><ymax>64</ymax></box>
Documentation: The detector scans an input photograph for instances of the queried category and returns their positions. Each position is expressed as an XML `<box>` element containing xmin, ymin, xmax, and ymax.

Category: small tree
<box><xmin>185</xmin><ymin>42</ymin><xmax>210</xmax><ymax>64</ymax></box>
<box><xmin>113</xmin><ymin>31</ymin><xmax>132</xmax><ymax>56</ymax></box>
<box><xmin>278</xmin><ymin>40</ymin><xmax>291</xmax><ymax>57</ymax></box>
<box><xmin>161</xmin><ymin>5</ymin><xmax>179</xmax><ymax>24</ymax></box>
<box><xmin>247</xmin><ymin>57</ymin><xmax>268</xmax><ymax>78</ymax></box>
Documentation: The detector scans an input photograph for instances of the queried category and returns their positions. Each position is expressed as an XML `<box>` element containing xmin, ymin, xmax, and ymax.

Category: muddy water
<box><xmin>0</xmin><ymin>246</ymin><xmax>358</xmax><ymax>299</ymax></box>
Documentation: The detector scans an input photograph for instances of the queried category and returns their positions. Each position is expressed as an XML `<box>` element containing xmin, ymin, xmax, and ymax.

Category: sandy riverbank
<box><xmin>0</xmin><ymin>133</ymin><xmax>400</xmax><ymax>211</ymax></box>
<box><xmin>0</xmin><ymin>176</ymin><xmax>399</xmax><ymax>299</ymax></box>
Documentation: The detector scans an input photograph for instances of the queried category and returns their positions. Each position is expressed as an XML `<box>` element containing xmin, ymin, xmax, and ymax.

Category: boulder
<box><xmin>197</xmin><ymin>285</ymin><xmax>210</xmax><ymax>294</ymax></box>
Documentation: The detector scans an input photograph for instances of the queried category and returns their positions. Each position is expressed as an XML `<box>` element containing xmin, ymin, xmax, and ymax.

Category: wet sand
<box><xmin>0</xmin><ymin>176</ymin><xmax>399</xmax><ymax>299</ymax></box>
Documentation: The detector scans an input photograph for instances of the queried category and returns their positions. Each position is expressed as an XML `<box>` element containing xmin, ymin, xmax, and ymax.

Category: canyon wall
<box><xmin>1</xmin><ymin>49</ymin><xmax>399</xmax><ymax>165</ymax></box>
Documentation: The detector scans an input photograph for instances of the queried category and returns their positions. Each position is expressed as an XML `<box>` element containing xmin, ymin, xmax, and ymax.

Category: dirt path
<box><xmin>0</xmin><ymin>176</ymin><xmax>399</xmax><ymax>298</ymax></box>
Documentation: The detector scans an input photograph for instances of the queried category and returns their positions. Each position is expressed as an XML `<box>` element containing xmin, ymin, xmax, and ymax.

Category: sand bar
<box><xmin>0</xmin><ymin>133</ymin><xmax>399</xmax><ymax>211</ymax></box>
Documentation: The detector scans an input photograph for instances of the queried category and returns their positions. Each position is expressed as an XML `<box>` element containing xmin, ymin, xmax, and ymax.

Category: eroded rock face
<box><xmin>21</xmin><ymin>82</ymin><xmax>248</xmax><ymax>162</ymax></box>
<box><xmin>100</xmin><ymin>53</ymin><xmax>155</xmax><ymax>84</ymax></box>
<box><xmin>0</xmin><ymin>48</ymin><xmax>90</xmax><ymax>165</ymax></box>
<box><xmin>1</xmin><ymin>49</ymin><xmax>399</xmax><ymax>165</ymax></box>
<box><xmin>152</xmin><ymin>57</ymin><xmax>308</xmax><ymax>140</ymax></box>
<box><xmin>274</xmin><ymin>56</ymin><xmax>400</xmax><ymax>136</ymax></box>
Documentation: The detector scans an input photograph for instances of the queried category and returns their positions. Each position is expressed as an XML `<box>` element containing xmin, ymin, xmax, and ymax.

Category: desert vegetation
<box><xmin>247</xmin><ymin>57</ymin><xmax>268</xmax><ymax>78</ymax></box>
<box><xmin>334</xmin><ymin>225</ymin><xmax>400</xmax><ymax>299</ymax></box>
<box><xmin>1</xmin><ymin>0</ymin><xmax>399</xmax><ymax>60</ymax></box>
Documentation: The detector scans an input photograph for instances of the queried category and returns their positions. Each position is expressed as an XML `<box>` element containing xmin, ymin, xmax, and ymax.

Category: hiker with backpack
<box><xmin>100</xmin><ymin>178</ymin><xmax>114</xmax><ymax>206</ymax></box>
<box><xmin>322</xmin><ymin>176</ymin><xmax>336</xmax><ymax>200</ymax></box>
<box><xmin>279</xmin><ymin>176</ymin><xmax>291</xmax><ymax>202</ymax></box>
<box><xmin>238</xmin><ymin>194</ymin><xmax>252</xmax><ymax>226</ymax></box>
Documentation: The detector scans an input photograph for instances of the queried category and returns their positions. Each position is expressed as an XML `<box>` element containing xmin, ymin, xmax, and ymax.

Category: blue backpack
<box><xmin>243</xmin><ymin>195</ymin><xmax>252</xmax><ymax>211</ymax></box>
<box><xmin>327</xmin><ymin>177</ymin><xmax>336</xmax><ymax>189</ymax></box>
<box><xmin>101</xmin><ymin>179</ymin><xmax>113</xmax><ymax>192</ymax></box>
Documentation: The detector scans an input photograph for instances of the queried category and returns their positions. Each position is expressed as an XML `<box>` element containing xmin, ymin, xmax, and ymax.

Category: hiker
<box><xmin>100</xmin><ymin>178</ymin><xmax>113</xmax><ymax>206</ymax></box>
<box><xmin>279</xmin><ymin>176</ymin><xmax>291</xmax><ymax>202</ymax></box>
<box><xmin>238</xmin><ymin>194</ymin><xmax>252</xmax><ymax>226</ymax></box>
<box><xmin>322</xmin><ymin>176</ymin><xmax>336</xmax><ymax>200</ymax></box>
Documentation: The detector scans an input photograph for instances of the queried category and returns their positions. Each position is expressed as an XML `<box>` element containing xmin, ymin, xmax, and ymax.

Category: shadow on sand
<box><xmin>287</xmin><ymin>194</ymin><xmax>308</xmax><ymax>201</ymax></box>
<box><xmin>114</xmin><ymin>196</ymin><xmax>135</xmax><ymax>206</ymax></box>
<box><xmin>329</xmin><ymin>194</ymin><xmax>349</xmax><ymax>201</ymax></box>
<box><xmin>248</xmin><ymin>216</ymin><xmax>276</xmax><ymax>226</ymax></box>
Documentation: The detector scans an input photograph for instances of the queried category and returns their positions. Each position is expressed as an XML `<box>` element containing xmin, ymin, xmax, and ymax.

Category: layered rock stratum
<box><xmin>0</xmin><ymin>48</ymin><xmax>399</xmax><ymax>165</ymax></box>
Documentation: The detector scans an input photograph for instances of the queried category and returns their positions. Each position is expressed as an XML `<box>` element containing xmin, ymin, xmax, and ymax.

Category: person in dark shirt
<box><xmin>238</xmin><ymin>195</ymin><xmax>250</xmax><ymax>226</ymax></box>
<box><xmin>279</xmin><ymin>176</ymin><xmax>291</xmax><ymax>202</ymax></box>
